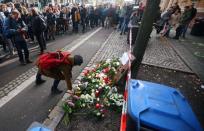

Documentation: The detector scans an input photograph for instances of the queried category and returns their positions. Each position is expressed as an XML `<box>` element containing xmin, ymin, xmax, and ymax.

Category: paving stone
<box><xmin>91</xmin><ymin>30</ymin><xmax>191</xmax><ymax>73</ymax></box>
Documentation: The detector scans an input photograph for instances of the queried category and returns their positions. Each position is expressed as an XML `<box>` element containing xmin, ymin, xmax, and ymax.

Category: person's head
<box><xmin>7</xmin><ymin>2</ymin><xmax>15</xmax><ymax>9</ymax></box>
<box><xmin>31</xmin><ymin>7</ymin><xmax>38</xmax><ymax>16</ymax></box>
<box><xmin>73</xmin><ymin>55</ymin><xmax>83</xmax><ymax>66</ymax></box>
<box><xmin>0</xmin><ymin>4</ymin><xmax>7</xmax><ymax>12</ymax></box>
<box><xmin>48</xmin><ymin>7</ymin><xmax>53</xmax><ymax>13</ymax></box>
<box><xmin>190</xmin><ymin>3</ymin><xmax>195</xmax><ymax>9</ymax></box>
<box><xmin>11</xmin><ymin>9</ymin><xmax>20</xmax><ymax>20</ymax></box>
<box><xmin>174</xmin><ymin>8</ymin><xmax>181</xmax><ymax>14</ymax></box>
<box><xmin>184</xmin><ymin>6</ymin><xmax>189</xmax><ymax>11</ymax></box>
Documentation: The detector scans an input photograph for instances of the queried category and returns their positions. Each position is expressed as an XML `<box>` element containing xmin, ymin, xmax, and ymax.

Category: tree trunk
<box><xmin>131</xmin><ymin>0</ymin><xmax>161</xmax><ymax>79</ymax></box>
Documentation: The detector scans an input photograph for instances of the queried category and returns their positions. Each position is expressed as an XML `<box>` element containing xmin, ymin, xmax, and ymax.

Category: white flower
<box><xmin>81</xmin><ymin>103</ymin><xmax>86</xmax><ymax>107</ymax></box>
<box><xmin>80</xmin><ymin>94</ymin><xmax>85</xmax><ymax>99</ymax></box>
<box><xmin>106</xmin><ymin>59</ymin><xmax>111</xmax><ymax>63</ymax></box>
<box><xmin>96</xmin><ymin>98</ymin><xmax>100</xmax><ymax>102</ymax></box>
<box><xmin>116</xmin><ymin>62</ymin><xmax>120</xmax><ymax>66</ymax></box>
<box><xmin>96</xmin><ymin>112</ymin><xmax>101</xmax><ymax>116</ymax></box>
<box><xmin>91</xmin><ymin>92</ymin><xmax>95</xmax><ymax>98</ymax></box>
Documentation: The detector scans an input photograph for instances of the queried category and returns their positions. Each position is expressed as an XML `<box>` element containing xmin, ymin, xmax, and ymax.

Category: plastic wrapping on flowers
<box><xmin>62</xmin><ymin>58</ymin><xmax>123</xmax><ymax>125</ymax></box>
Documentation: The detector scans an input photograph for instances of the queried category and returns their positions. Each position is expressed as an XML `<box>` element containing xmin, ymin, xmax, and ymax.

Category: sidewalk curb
<box><xmin>42</xmin><ymin>31</ymin><xmax>114</xmax><ymax>130</ymax></box>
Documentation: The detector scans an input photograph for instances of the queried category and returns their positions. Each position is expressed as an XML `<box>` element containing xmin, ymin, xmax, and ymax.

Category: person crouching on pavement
<box><xmin>35</xmin><ymin>51</ymin><xmax>83</xmax><ymax>94</ymax></box>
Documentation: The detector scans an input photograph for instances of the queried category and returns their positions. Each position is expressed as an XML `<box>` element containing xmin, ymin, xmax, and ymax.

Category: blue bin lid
<box><xmin>29</xmin><ymin>127</ymin><xmax>51</xmax><ymax>131</ymax></box>
<box><xmin>127</xmin><ymin>79</ymin><xmax>202</xmax><ymax>131</ymax></box>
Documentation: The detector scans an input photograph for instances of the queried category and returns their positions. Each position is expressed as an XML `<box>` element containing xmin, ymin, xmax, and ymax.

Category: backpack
<box><xmin>32</xmin><ymin>15</ymin><xmax>47</xmax><ymax>33</ymax></box>
<box><xmin>39</xmin><ymin>15</ymin><xmax>47</xmax><ymax>31</ymax></box>
<box><xmin>37</xmin><ymin>51</ymin><xmax>71</xmax><ymax>70</ymax></box>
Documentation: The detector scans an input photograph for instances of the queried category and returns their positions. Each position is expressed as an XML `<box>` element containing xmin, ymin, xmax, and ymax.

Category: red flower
<box><xmin>103</xmin><ymin>68</ymin><xmax>110</xmax><ymax>73</ymax></box>
<box><xmin>95</xmin><ymin>103</ymin><xmax>101</xmax><ymax>109</ymax></box>
<box><xmin>92</xmin><ymin>68</ymin><xmax>96</xmax><ymax>72</ymax></box>
<box><xmin>95</xmin><ymin>90</ymin><xmax>100</xmax><ymax>97</ymax></box>
<box><xmin>83</xmin><ymin>70</ymin><xmax>89</xmax><ymax>76</ymax></box>
<box><xmin>103</xmin><ymin>77</ymin><xmax>110</xmax><ymax>84</ymax></box>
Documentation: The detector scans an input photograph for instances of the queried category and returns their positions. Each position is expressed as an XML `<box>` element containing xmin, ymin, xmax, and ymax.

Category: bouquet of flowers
<box><xmin>62</xmin><ymin>58</ymin><xmax>123</xmax><ymax>124</ymax></box>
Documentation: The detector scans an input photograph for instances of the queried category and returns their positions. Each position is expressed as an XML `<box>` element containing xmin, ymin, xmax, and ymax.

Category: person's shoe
<box><xmin>36</xmin><ymin>79</ymin><xmax>46</xmax><ymax>85</ymax></box>
<box><xmin>173</xmin><ymin>37</ymin><xmax>179</xmax><ymax>40</ymax></box>
<box><xmin>26</xmin><ymin>59</ymin><xmax>33</xmax><ymax>64</ymax></box>
<box><xmin>20</xmin><ymin>61</ymin><xmax>26</xmax><ymax>65</ymax></box>
<box><xmin>51</xmin><ymin>87</ymin><xmax>63</xmax><ymax>94</ymax></box>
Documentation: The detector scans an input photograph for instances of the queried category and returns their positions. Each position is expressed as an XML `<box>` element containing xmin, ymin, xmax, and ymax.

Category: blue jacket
<box><xmin>3</xmin><ymin>17</ymin><xmax>27</xmax><ymax>42</ymax></box>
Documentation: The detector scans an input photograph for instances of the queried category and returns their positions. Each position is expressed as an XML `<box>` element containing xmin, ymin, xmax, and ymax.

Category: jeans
<box><xmin>175</xmin><ymin>25</ymin><xmax>185</xmax><ymax>39</ymax></box>
<box><xmin>36</xmin><ymin>72</ymin><xmax>60</xmax><ymax>90</ymax></box>
<box><xmin>15</xmin><ymin>41</ymin><xmax>29</xmax><ymax>62</ymax></box>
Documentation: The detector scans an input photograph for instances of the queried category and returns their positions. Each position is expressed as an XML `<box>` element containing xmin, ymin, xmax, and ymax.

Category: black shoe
<box><xmin>26</xmin><ymin>59</ymin><xmax>33</xmax><ymax>64</ymax></box>
<box><xmin>36</xmin><ymin>79</ymin><xmax>46</xmax><ymax>85</ymax></box>
<box><xmin>51</xmin><ymin>87</ymin><xmax>63</xmax><ymax>94</ymax></box>
<box><xmin>173</xmin><ymin>37</ymin><xmax>179</xmax><ymax>40</ymax></box>
<box><xmin>20</xmin><ymin>61</ymin><xmax>26</xmax><ymax>65</ymax></box>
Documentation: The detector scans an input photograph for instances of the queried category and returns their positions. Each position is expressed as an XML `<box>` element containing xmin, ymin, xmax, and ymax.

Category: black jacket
<box><xmin>32</xmin><ymin>14</ymin><xmax>46</xmax><ymax>34</ymax></box>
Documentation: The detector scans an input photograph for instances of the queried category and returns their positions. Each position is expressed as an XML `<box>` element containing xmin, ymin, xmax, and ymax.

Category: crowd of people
<box><xmin>155</xmin><ymin>2</ymin><xmax>197</xmax><ymax>40</ymax></box>
<box><xmin>0</xmin><ymin>2</ymin><xmax>128</xmax><ymax>65</ymax></box>
<box><xmin>0</xmin><ymin>1</ymin><xmax>198</xmax><ymax>65</ymax></box>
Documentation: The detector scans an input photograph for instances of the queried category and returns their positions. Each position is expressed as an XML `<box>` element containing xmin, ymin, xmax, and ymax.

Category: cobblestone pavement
<box><xmin>0</xmin><ymin>29</ymin><xmax>99</xmax><ymax>100</ymax></box>
<box><xmin>88</xmin><ymin>30</ymin><xmax>192</xmax><ymax>73</ymax></box>
<box><xmin>0</xmin><ymin>30</ymin><xmax>193</xmax><ymax>100</ymax></box>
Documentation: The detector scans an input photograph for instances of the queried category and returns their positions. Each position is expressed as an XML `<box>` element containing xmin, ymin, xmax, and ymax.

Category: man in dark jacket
<box><xmin>47</xmin><ymin>8</ymin><xmax>56</xmax><ymax>40</ymax></box>
<box><xmin>174</xmin><ymin>6</ymin><xmax>191</xmax><ymax>39</ymax></box>
<box><xmin>181</xmin><ymin>3</ymin><xmax>197</xmax><ymax>38</ymax></box>
<box><xmin>80</xmin><ymin>5</ymin><xmax>86</xmax><ymax>33</ymax></box>
<box><xmin>3</xmin><ymin>10</ymin><xmax>32</xmax><ymax>65</ymax></box>
<box><xmin>31</xmin><ymin>8</ymin><xmax>46</xmax><ymax>54</ymax></box>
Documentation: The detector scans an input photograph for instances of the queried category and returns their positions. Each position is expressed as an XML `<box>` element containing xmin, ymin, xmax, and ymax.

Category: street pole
<box><xmin>131</xmin><ymin>0</ymin><xmax>161</xmax><ymax>79</ymax></box>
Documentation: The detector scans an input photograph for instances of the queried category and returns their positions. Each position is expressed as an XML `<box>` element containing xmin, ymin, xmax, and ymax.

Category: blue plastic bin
<box><xmin>127</xmin><ymin>79</ymin><xmax>202</xmax><ymax>131</ymax></box>
<box><xmin>27</xmin><ymin>122</ymin><xmax>52</xmax><ymax>131</ymax></box>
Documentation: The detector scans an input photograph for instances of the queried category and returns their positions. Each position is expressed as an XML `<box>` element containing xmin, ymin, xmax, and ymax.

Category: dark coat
<box><xmin>3</xmin><ymin>17</ymin><xmax>27</xmax><ymax>42</ymax></box>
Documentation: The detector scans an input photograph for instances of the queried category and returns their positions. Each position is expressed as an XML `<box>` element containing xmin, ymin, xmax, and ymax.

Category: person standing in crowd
<box><xmin>0</xmin><ymin>8</ymin><xmax>14</xmax><ymax>56</ymax></box>
<box><xmin>47</xmin><ymin>7</ymin><xmax>56</xmax><ymax>40</ymax></box>
<box><xmin>181</xmin><ymin>3</ymin><xmax>197</xmax><ymax>38</ymax></box>
<box><xmin>71</xmin><ymin>5</ymin><xmax>80</xmax><ymax>33</ymax></box>
<box><xmin>164</xmin><ymin>8</ymin><xmax>181</xmax><ymax>37</ymax></box>
<box><xmin>31</xmin><ymin>8</ymin><xmax>47</xmax><ymax>54</ymax></box>
<box><xmin>71</xmin><ymin>5</ymin><xmax>77</xmax><ymax>32</ymax></box>
<box><xmin>100</xmin><ymin>5</ymin><xmax>107</xmax><ymax>27</ymax></box>
<box><xmin>94</xmin><ymin>6</ymin><xmax>99</xmax><ymax>27</ymax></box>
<box><xmin>120</xmin><ymin>6</ymin><xmax>131</xmax><ymax>35</ymax></box>
<box><xmin>80</xmin><ymin>5</ymin><xmax>86</xmax><ymax>33</ymax></box>
<box><xmin>127</xmin><ymin>6</ymin><xmax>140</xmax><ymax>45</ymax></box>
<box><xmin>89</xmin><ymin>6</ymin><xmax>95</xmax><ymax>28</ymax></box>
<box><xmin>3</xmin><ymin>10</ymin><xmax>32</xmax><ymax>65</ymax></box>
<box><xmin>155</xmin><ymin>7</ymin><xmax>174</xmax><ymax>34</ymax></box>
<box><xmin>0</xmin><ymin>4</ymin><xmax>10</xmax><ymax>17</ymax></box>
<box><xmin>174</xmin><ymin>6</ymin><xmax>191</xmax><ymax>40</ymax></box>
<box><xmin>138</xmin><ymin>2</ymin><xmax>145</xmax><ymax>21</ymax></box>
<box><xmin>118</xmin><ymin>5</ymin><xmax>126</xmax><ymax>31</ymax></box>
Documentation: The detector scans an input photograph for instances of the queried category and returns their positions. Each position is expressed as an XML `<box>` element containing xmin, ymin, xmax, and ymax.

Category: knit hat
<box><xmin>74</xmin><ymin>55</ymin><xmax>83</xmax><ymax>66</ymax></box>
